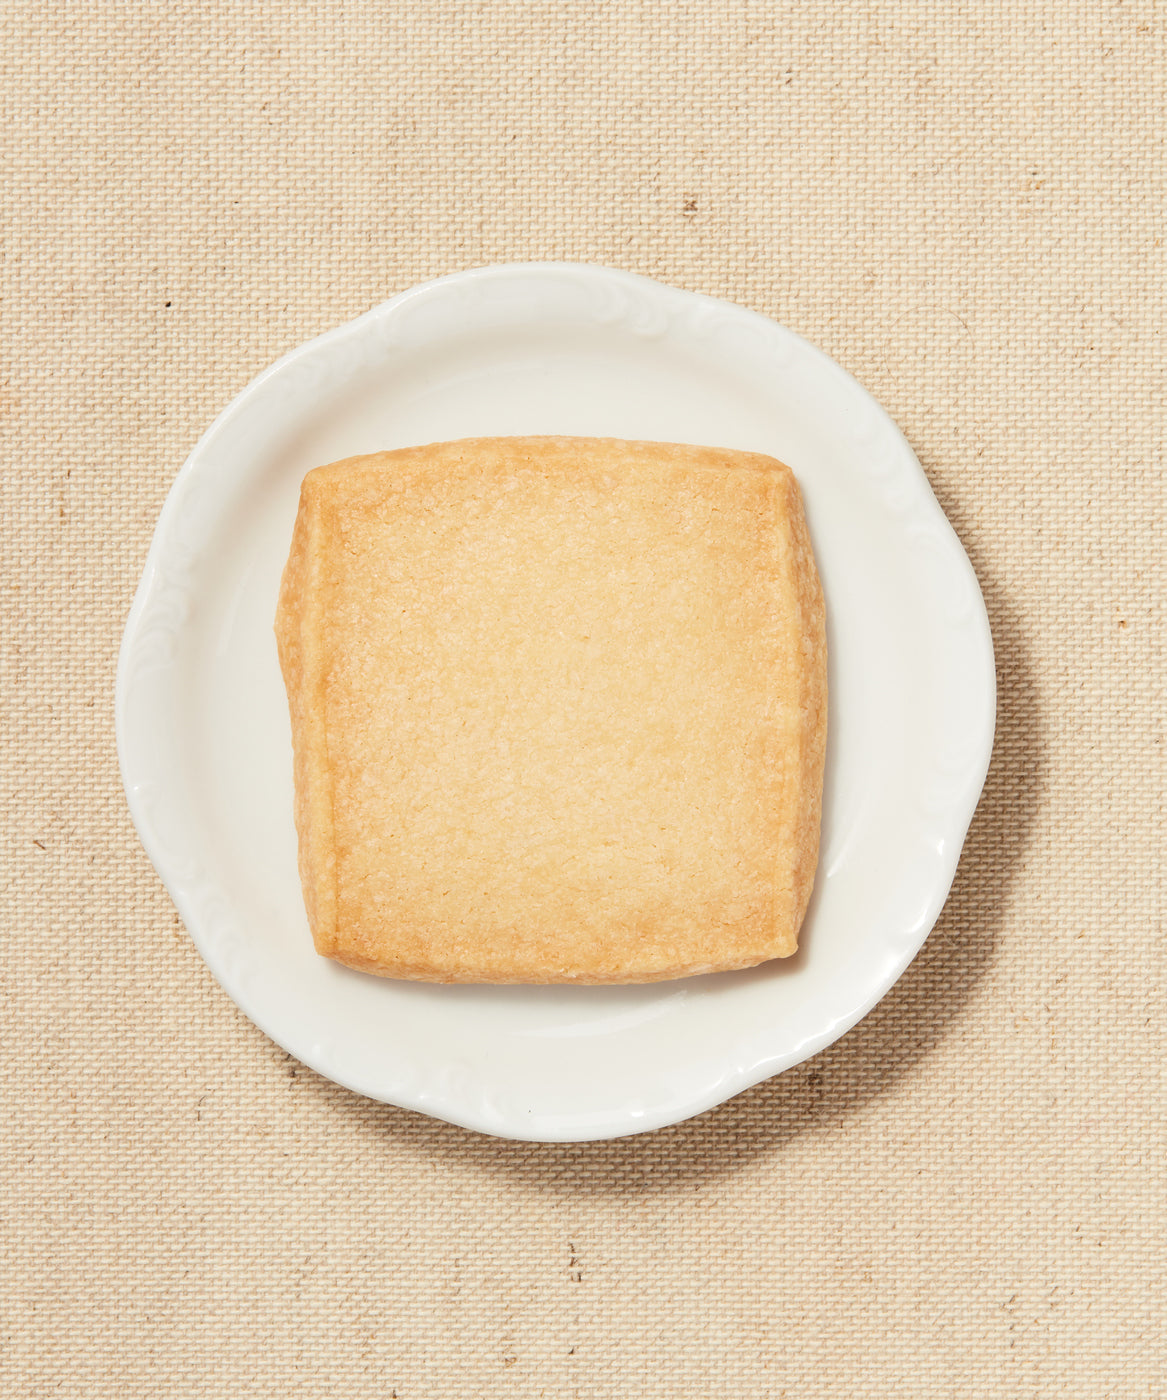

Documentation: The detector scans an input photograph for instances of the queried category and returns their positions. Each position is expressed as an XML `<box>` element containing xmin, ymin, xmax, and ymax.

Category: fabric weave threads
<box><xmin>2</xmin><ymin>1</ymin><xmax>1164</xmax><ymax>1395</ymax></box>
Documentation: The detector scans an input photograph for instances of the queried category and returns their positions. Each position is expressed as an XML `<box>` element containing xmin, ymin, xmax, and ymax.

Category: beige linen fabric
<box><xmin>2</xmin><ymin>2</ymin><xmax>1164</xmax><ymax>1396</ymax></box>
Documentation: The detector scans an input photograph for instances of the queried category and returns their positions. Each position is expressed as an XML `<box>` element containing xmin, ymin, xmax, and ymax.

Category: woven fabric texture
<box><xmin>2</xmin><ymin>2</ymin><xmax>1164</xmax><ymax>1396</ymax></box>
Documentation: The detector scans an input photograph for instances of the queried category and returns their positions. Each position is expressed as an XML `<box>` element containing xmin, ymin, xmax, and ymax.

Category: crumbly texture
<box><xmin>274</xmin><ymin>437</ymin><xmax>827</xmax><ymax>983</ymax></box>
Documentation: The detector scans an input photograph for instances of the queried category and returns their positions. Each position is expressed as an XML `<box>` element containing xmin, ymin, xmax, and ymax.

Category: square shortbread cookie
<box><xmin>275</xmin><ymin>437</ymin><xmax>826</xmax><ymax>983</ymax></box>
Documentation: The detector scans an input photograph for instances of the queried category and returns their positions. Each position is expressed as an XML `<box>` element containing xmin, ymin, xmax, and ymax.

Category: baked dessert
<box><xmin>275</xmin><ymin>436</ymin><xmax>826</xmax><ymax>983</ymax></box>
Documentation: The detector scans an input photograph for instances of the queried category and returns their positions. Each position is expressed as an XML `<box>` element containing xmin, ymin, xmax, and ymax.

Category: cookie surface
<box><xmin>275</xmin><ymin>436</ymin><xmax>826</xmax><ymax>983</ymax></box>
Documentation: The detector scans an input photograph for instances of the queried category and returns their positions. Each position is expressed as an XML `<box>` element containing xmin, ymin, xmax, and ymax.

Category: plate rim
<box><xmin>116</xmin><ymin>261</ymin><xmax>997</xmax><ymax>1142</ymax></box>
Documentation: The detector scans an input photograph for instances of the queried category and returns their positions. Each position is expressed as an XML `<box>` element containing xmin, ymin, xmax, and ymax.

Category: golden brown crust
<box><xmin>274</xmin><ymin>437</ymin><xmax>827</xmax><ymax>983</ymax></box>
<box><xmin>275</xmin><ymin>477</ymin><xmax>339</xmax><ymax>956</ymax></box>
<box><xmin>785</xmin><ymin>470</ymin><xmax>828</xmax><ymax>933</ymax></box>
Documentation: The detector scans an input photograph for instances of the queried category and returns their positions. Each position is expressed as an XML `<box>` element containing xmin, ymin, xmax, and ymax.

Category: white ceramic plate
<box><xmin>117</xmin><ymin>263</ymin><xmax>995</xmax><ymax>1142</ymax></box>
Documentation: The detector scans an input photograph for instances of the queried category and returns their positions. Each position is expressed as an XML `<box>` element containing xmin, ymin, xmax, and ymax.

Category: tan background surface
<box><xmin>2</xmin><ymin>2</ymin><xmax>1164</xmax><ymax>1396</ymax></box>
